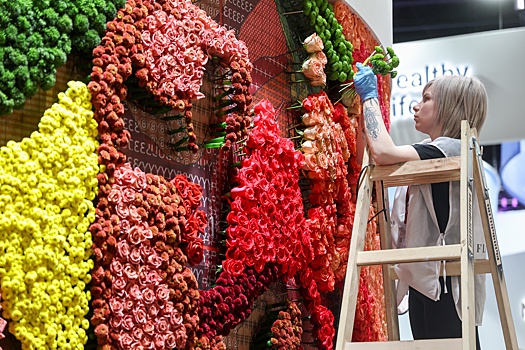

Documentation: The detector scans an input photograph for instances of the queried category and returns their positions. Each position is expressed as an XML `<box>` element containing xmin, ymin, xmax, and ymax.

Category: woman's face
<box><xmin>413</xmin><ymin>85</ymin><xmax>441</xmax><ymax>139</ymax></box>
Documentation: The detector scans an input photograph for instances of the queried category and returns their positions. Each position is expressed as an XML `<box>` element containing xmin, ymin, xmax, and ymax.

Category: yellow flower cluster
<box><xmin>0</xmin><ymin>81</ymin><xmax>99</xmax><ymax>349</ymax></box>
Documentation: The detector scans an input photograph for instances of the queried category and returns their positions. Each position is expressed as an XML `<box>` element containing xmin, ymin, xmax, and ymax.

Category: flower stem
<box><xmin>160</xmin><ymin>114</ymin><xmax>184</xmax><ymax>121</ymax></box>
<box><xmin>167</xmin><ymin>126</ymin><xmax>186</xmax><ymax>135</ymax></box>
<box><xmin>281</xmin><ymin>10</ymin><xmax>304</xmax><ymax>15</ymax></box>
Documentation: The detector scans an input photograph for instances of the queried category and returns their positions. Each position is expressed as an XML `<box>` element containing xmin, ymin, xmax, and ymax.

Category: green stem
<box><xmin>202</xmin><ymin>142</ymin><xmax>223</xmax><ymax>149</ymax></box>
<box><xmin>207</xmin><ymin>136</ymin><xmax>225</xmax><ymax>144</ymax></box>
<box><xmin>168</xmin><ymin>136</ymin><xmax>189</xmax><ymax>148</ymax></box>
<box><xmin>213</xmin><ymin>99</ymin><xmax>235</xmax><ymax>110</ymax></box>
<box><xmin>230</xmin><ymin>161</ymin><xmax>241</xmax><ymax>168</ymax></box>
<box><xmin>167</xmin><ymin>126</ymin><xmax>186</xmax><ymax>135</ymax></box>
<box><xmin>210</xmin><ymin>122</ymin><xmax>227</xmax><ymax>129</ymax></box>
<box><xmin>160</xmin><ymin>114</ymin><xmax>184</xmax><ymax>121</ymax></box>
<box><xmin>216</xmin><ymin>107</ymin><xmax>240</xmax><ymax>117</ymax></box>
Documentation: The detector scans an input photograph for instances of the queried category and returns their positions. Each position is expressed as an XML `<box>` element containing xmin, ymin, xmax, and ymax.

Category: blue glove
<box><xmin>354</xmin><ymin>62</ymin><xmax>378</xmax><ymax>101</ymax></box>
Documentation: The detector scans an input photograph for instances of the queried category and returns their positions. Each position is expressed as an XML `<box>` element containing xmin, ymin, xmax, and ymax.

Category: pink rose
<box><xmin>129</xmin><ymin>248</ymin><xmax>142</xmax><ymax>264</ymax></box>
<box><xmin>109</xmin><ymin>298</ymin><xmax>124</xmax><ymax>316</ymax></box>
<box><xmin>113</xmin><ymin>277</ymin><xmax>127</xmax><ymax>291</ymax></box>
<box><xmin>147</xmin><ymin>253</ymin><xmax>163</xmax><ymax>268</ymax></box>
<box><xmin>310</xmin><ymin>71</ymin><xmax>327</xmax><ymax>87</ymax></box>
<box><xmin>110</xmin><ymin>315</ymin><xmax>122</xmax><ymax>329</ymax></box>
<box><xmin>118</xmin><ymin>240</ymin><xmax>130</xmax><ymax>259</ymax></box>
<box><xmin>148</xmin><ymin>303</ymin><xmax>159</xmax><ymax>317</ymax></box>
<box><xmin>171</xmin><ymin>309</ymin><xmax>183</xmax><ymax>326</ymax></box>
<box><xmin>120</xmin><ymin>219</ymin><xmax>131</xmax><ymax>234</ymax></box>
<box><xmin>128</xmin><ymin>225</ymin><xmax>144</xmax><ymax>245</ymax></box>
<box><xmin>119</xmin><ymin>333</ymin><xmax>133</xmax><ymax>348</ymax></box>
<box><xmin>145</xmin><ymin>270</ymin><xmax>163</xmax><ymax>284</ymax></box>
<box><xmin>134</xmin><ymin>306</ymin><xmax>148</xmax><ymax>324</ymax></box>
<box><xmin>156</xmin><ymin>317</ymin><xmax>169</xmax><ymax>333</ymax></box>
<box><xmin>110</xmin><ymin>260</ymin><xmax>124</xmax><ymax>276</ymax></box>
<box><xmin>122</xmin><ymin>187</ymin><xmax>136</xmax><ymax>202</ymax></box>
<box><xmin>142</xmin><ymin>286</ymin><xmax>156</xmax><ymax>304</ymax></box>
<box><xmin>165</xmin><ymin>333</ymin><xmax>177</xmax><ymax>348</ymax></box>
<box><xmin>144</xmin><ymin>320</ymin><xmax>155</xmax><ymax>335</ymax></box>
<box><xmin>302</xmin><ymin>53</ymin><xmax>326</xmax><ymax>86</ymax></box>
<box><xmin>123</xmin><ymin>264</ymin><xmax>138</xmax><ymax>279</ymax></box>
<box><xmin>154</xmin><ymin>334</ymin><xmax>166</xmax><ymax>349</ymax></box>
<box><xmin>156</xmin><ymin>285</ymin><xmax>170</xmax><ymax>302</ymax></box>
<box><xmin>132</xmin><ymin>327</ymin><xmax>144</xmax><ymax>341</ymax></box>
<box><xmin>116</xmin><ymin>201</ymin><xmax>130</xmax><ymax>219</ymax></box>
<box><xmin>122</xmin><ymin>315</ymin><xmax>135</xmax><ymax>331</ymax></box>
<box><xmin>304</xmin><ymin>33</ymin><xmax>324</xmax><ymax>53</ymax></box>
<box><xmin>108</xmin><ymin>185</ymin><xmax>122</xmax><ymax>203</ymax></box>
<box><xmin>130</xmin><ymin>343</ymin><xmax>144</xmax><ymax>350</ymax></box>
<box><xmin>317</xmin><ymin>152</ymin><xmax>329</xmax><ymax>169</ymax></box>
<box><xmin>128</xmin><ymin>284</ymin><xmax>143</xmax><ymax>300</ymax></box>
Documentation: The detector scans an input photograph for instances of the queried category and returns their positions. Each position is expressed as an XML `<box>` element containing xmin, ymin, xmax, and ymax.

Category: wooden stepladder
<box><xmin>335</xmin><ymin>121</ymin><xmax>519</xmax><ymax>350</ymax></box>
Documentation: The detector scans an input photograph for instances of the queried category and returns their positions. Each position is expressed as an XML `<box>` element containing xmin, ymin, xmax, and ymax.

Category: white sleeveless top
<box><xmin>391</xmin><ymin>137</ymin><xmax>486</xmax><ymax>325</ymax></box>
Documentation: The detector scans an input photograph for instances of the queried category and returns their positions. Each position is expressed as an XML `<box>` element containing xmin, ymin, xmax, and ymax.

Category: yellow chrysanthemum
<box><xmin>0</xmin><ymin>81</ymin><xmax>99</xmax><ymax>349</ymax></box>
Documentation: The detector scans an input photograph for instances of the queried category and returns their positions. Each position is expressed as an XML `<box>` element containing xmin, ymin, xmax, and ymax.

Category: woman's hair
<box><xmin>423</xmin><ymin>75</ymin><xmax>488</xmax><ymax>139</ymax></box>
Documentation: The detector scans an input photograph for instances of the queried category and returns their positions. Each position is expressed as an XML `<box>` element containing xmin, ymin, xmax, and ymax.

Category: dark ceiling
<box><xmin>393</xmin><ymin>0</ymin><xmax>525</xmax><ymax>43</ymax></box>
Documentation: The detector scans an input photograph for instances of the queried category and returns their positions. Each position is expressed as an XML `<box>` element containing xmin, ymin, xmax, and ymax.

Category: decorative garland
<box><xmin>0</xmin><ymin>81</ymin><xmax>98</xmax><ymax>348</ymax></box>
<box><xmin>0</xmin><ymin>0</ymin><xmax>125</xmax><ymax>115</ymax></box>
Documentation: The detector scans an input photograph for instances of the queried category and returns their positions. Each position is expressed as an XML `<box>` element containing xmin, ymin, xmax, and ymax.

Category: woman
<box><xmin>353</xmin><ymin>63</ymin><xmax>488</xmax><ymax>349</ymax></box>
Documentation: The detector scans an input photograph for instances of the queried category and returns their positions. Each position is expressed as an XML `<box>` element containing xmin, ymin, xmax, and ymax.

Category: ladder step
<box><xmin>370</xmin><ymin>156</ymin><xmax>460</xmax><ymax>187</ymax></box>
<box><xmin>356</xmin><ymin>244</ymin><xmax>462</xmax><ymax>266</ymax></box>
<box><xmin>343</xmin><ymin>338</ymin><xmax>462</xmax><ymax>350</ymax></box>
<box><xmin>389</xmin><ymin>259</ymin><xmax>491</xmax><ymax>279</ymax></box>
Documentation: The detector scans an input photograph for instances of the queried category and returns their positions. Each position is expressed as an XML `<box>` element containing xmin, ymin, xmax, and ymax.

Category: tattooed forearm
<box><xmin>363</xmin><ymin>100</ymin><xmax>381</xmax><ymax>140</ymax></box>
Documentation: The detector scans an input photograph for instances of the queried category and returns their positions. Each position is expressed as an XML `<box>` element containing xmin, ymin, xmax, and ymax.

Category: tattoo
<box><xmin>363</xmin><ymin>102</ymin><xmax>381</xmax><ymax>140</ymax></box>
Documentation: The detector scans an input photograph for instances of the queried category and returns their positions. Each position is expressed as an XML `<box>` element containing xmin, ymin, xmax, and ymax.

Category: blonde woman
<box><xmin>354</xmin><ymin>63</ymin><xmax>488</xmax><ymax>349</ymax></box>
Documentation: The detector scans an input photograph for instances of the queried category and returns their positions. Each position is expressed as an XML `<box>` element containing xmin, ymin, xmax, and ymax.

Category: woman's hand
<box><xmin>354</xmin><ymin>63</ymin><xmax>378</xmax><ymax>101</ymax></box>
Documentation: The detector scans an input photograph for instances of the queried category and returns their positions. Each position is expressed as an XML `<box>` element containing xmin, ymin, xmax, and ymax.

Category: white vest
<box><xmin>391</xmin><ymin>137</ymin><xmax>486</xmax><ymax>325</ymax></box>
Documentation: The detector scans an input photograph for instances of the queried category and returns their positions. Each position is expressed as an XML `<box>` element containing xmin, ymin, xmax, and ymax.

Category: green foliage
<box><xmin>0</xmin><ymin>0</ymin><xmax>126</xmax><ymax>115</ymax></box>
<box><xmin>303</xmin><ymin>0</ymin><xmax>354</xmax><ymax>82</ymax></box>
<box><xmin>369</xmin><ymin>46</ymin><xmax>400</xmax><ymax>78</ymax></box>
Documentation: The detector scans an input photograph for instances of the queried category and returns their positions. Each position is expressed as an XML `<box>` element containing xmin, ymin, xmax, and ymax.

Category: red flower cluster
<box><xmin>332</xmin><ymin>102</ymin><xmax>360</xmax><ymax>186</ymax></box>
<box><xmin>311</xmin><ymin>305</ymin><xmax>336</xmax><ymax>350</ymax></box>
<box><xmin>197</xmin><ymin>264</ymin><xmax>280</xmax><ymax>340</ymax></box>
<box><xmin>88</xmin><ymin>0</ymin><xmax>149</xmax><ymax>173</ymax></box>
<box><xmin>268</xmin><ymin>302</ymin><xmax>303</xmax><ymax>349</ymax></box>
<box><xmin>223</xmin><ymin>99</ymin><xmax>313</xmax><ymax>279</ymax></box>
<box><xmin>300</xmin><ymin>92</ymin><xmax>354</xmax><ymax>291</ymax></box>
<box><xmin>90</xmin><ymin>164</ymin><xmax>206</xmax><ymax>349</ymax></box>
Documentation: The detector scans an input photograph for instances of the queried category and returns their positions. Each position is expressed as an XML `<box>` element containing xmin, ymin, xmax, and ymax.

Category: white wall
<box><xmin>342</xmin><ymin>0</ymin><xmax>392</xmax><ymax>47</ymax></box>
<box><xmin>390</xmin><ymin>28</ymin><xmax>525</xmax><ymax>146</ymax></box>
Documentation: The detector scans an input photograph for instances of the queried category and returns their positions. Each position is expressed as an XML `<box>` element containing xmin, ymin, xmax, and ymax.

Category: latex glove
<box><xmin>354</xmin><ymin>62</ymin><xmax>378</xmax><ymax>101</ymax></box>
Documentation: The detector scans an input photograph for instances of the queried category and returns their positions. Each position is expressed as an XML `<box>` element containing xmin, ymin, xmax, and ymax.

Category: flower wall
<box><xmin>0</xmin><ymin>0</ymin><xmax>394</xmax><ymax>349</ymax></box>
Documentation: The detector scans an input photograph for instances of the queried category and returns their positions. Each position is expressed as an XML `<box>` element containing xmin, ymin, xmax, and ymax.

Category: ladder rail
<box><xmin>374</xmin><ymin>181</ymin><xmax>399</xmax><ymax>341</ymax></box>
<box><xmin>335</xmin><ymin>149</ymin><xmax>374</xmax><ymax>350</ymax></box>
<box><xmin>471</xmin><ymin>136</ymin><xmax>519</xmax><ymax>349</ymax></box>
<box><xmin>459</xmin><ymin>122</ymin><xmax>476</xmax><ymax>350</ymax></box>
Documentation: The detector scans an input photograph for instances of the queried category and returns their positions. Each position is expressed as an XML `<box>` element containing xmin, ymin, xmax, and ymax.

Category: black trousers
<box><xmin>408</xmin><ymin>277</ymin><xmax>481</xmax><ymax>350</ymax></box>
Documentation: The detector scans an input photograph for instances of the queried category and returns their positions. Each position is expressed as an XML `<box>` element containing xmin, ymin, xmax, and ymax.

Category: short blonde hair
<box><xmin>424</xmin><ymin>75</ymin><xmax>488</xmax><ymax>139</ymax></box>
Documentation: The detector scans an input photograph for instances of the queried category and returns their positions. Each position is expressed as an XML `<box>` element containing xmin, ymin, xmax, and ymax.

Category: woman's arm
<box><xmin>361</xmin><ymin>97</ymin><xmax>419</xmax><ymax>165</ymax></box>
<box><xmin>353</xmin><ymin>63</ymin><xmax>419</xmax><ymax>165</ymax></box>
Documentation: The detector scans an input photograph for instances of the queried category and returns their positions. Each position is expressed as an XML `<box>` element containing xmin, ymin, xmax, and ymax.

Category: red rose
<box><xmin>222</xmin><ymin>259</ymin><xmax>244</xmax><ymax>277</ymax></box>
<box><xmin>186</xmin><ymin>238</ymin><xmax>204</xmax><ymax>266</ymax></box>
